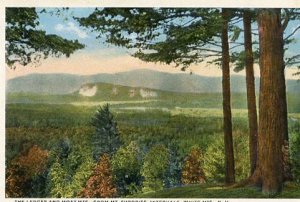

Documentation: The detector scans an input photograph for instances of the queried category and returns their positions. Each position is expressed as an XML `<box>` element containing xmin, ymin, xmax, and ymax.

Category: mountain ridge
<box><xmin>6</xmin><ymin>69</ymin><xmax>300</xmax><ymax>95</ymax></box>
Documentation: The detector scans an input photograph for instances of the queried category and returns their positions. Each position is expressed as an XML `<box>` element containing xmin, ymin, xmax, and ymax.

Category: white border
<box><xmin>2</xmin><ymin>0</ymin><xmax>300</xmax><ymax>8</ymax></box>
<box><xmin>1</xmin><ymin>1</ymin><xmax>300</xmax><ymax>202</ymax></box>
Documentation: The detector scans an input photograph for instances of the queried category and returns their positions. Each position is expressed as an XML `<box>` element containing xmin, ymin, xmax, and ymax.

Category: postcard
<box><xmin>1</xmin><ymin>1</ymin><xmax>300</xmax><ymax>202</ymax></box>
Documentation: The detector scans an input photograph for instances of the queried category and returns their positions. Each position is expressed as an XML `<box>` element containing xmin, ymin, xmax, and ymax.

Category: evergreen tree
<box><xmin>165</xmin><ymin>143</ymin><xmax>182</xmax><ymax>188</ymax></box>
<box><xmin>249</xmin><ymin>9</ymin><xmax>286</xmax><ymax>195</ymax></box>
<box><xmin>77</xmin><ymin>8</ymin><xmax>237</xmax><ymax>184</ymax></box>
<box><xmin>221</xmin><ymin>8</ymin><xmax>235</xmax><ymax>184</ymax></box>
<box><xmin>6</xmin><ymin>8</ymin><xmax>84</xmax><ymax>68</ymax></box>
<box><xmin>91</xmin><ymin>104</ymin><xmax>121</xmax><ymax>160</ymax></box>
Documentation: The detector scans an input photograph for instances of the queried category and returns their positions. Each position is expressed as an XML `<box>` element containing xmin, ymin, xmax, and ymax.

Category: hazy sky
<box><xmin>6</xmin><ymin>8</ymin><xmax>300</xmax><ymax>80</ymax></box>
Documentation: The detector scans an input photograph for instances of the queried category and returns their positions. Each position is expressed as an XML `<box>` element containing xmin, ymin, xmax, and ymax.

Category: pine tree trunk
<box><xmin>243</xmin><ymin>10</ymin><xmax>258</xmax><ymax>175</ymax></box>
<box><xmin>254</xmin><ymin>8</ymin><xmax>284</xmax><ymax>195</ymax></box>
<box><xmin>221</xmin><ymin>8</ymin><xmax>235</xmax><ymax>184</ymax></box>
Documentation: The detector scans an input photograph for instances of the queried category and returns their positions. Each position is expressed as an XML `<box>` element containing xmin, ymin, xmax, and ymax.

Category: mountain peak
<box><xmin>6</xmin><ymin>70</ymin><xmax>300</xmax><ymax>95</ymax></box>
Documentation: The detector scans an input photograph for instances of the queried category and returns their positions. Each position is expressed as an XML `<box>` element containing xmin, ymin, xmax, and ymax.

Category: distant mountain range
<box><xmin>6</xmin><ymin>69</ymin><xmax>300</xmax><ymax>95</ymax></box>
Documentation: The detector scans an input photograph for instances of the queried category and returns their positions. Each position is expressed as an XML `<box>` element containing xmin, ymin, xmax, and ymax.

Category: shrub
<box><xmin>112</xmin><ymin>141</ymin><xmax>142</xmax><ymax>196</ymax></box>
<box><xmin>91</xmin><ymin>104</ymin><xmax>121</xmax><ymax>160</ymax></box>
<box><xmin>79</xmin><ymin>154</ymin><xmax>117</xmax><ymax>198</ymax></box>
<box><xmin>203</xmin><ymin>132</ymin><xmax>250</xmax><ymax>183</ymax></box>
<box><xmin>233</xmin><ymin>131</ymin><xmax>250</xmax><ymax>181</ymax></box>
<box><xmin>290</xmin><ymin>131</ymin><xmax>300</xmax><ymax>183</ymax></box>
<box><xmin>141</xmin><ymin>144</ymin><xmax>169</xmax><ymax>192</ymax></box>
<box><xmin>181</xmin><ymin>147</ymin><xmax>206</xmax><ymax>184</ymax></box>
<box><xmin>203</xmin><ymin>135</ymin><xmax>225</xmax><ymax>182</ymax></box>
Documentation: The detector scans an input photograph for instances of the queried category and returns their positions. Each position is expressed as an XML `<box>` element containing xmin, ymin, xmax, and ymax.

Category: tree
<box><xmin>290</xmin><ymin>127</ymin><xmax>300</xmax><ymax>183</ymax></box>
<box><xmin>243</xmin><ymin>9</ymin><xmax>258</xmax><ymax>175</ymax></box>
<box><xmin>229</xmin><ymin>8</ymin><xmax>299</xmax><ymax>180</ymax></box>
<box><xmin>164</xmin><ymin>143</ymin><xmax>182</xmax><ymax>188</ymax></box>
<box><xmin>6</xmin><ymin>145</ymin><xmax>49</xmax><ymax>197</ymax></box>
<box><xmin>141</xmin><ymin>144</ymin><xmax>169</xmax><ymax>192</ymax></box>
<box><xmin>79</xmin><ymin>154</ymin><xmax>117</xmax><ymax>198</ymax></box>
<box><xmin>221</xmin><ymin>8</ymin><xmax>235</xmax><ymax>184</ymax></box>
<box><xmin>6</xmin><ymin>8</ymin><xmax>84</xmax><ymax>68</ymax></box>
<box><xmin>249</xmin><ymin>9</ymin><xmax>286</xmax><ymax>195</ymax></box>
<box><xmin>77</xmin><ymin>8</ymin><xmax>237</xmax><ymax>184</ymax></box>
<box><xmin>91</xmin><ymin>104</ymin><xmax>121</xmax><ymax>160</ymax></box>
<box><xmin>47</xmin><ymin>142</ymin><xmax>95</xmax><ymax>198</ymax></box>
<box><xmin>111</xmin><ymin>141</ymin><xmax>142</xmax><ymax>196</ymax></box>
<box><xmin>181</xmin><ymin>147</ymin><xmax>206</xmax><ymax>184</ymax></box>
<box><xmin>204</xmin><ymin>132</ymin><xmax>250</xmax><ymax>183</ymax></box>
<box><xmin>230</xmin><ymin>9</ymin><xmax>299</xmax><ymax>190</ymax></box>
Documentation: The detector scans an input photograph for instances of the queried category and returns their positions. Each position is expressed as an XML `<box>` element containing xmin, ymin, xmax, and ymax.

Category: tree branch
<box><xmin>284</xmin><ymin>25</ymin><xmax>300</xmax><ymax>41</ymax></box>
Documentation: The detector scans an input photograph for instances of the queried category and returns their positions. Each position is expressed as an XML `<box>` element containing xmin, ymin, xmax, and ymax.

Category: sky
<box><xmin>5</xmin><ymin>8</ymin><xmax>300</xmax><ymax>80</ymax></box>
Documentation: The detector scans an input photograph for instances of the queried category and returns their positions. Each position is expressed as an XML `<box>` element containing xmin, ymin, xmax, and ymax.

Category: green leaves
<box><xmin>230</xmin><ymin>26</ymin><xmax>242</xmax><ymax>42</ymax></box>
<box><xmin>141</xmin><ymin>144</ymin><xmax>170</xmax><ymax>192</ymax></box>
<box><xmin>91</xmin><ymin>104</ymin><xmax>121</xmax><ymax>160</ymax></box>
<box><xmin>111</xmin><ymin>141</ymin><xmax>142</xmax><ymax>196</ymax></box>
<box><xmin>6</xmin><ymin>8</ymin><xmax>84</xmax><ymax>68</ymax></box>
<box><xmin>47</xmin><ymin>143</ymin><xmax>94</xmax><ymax>198</ymax></box>
<box><xmin>77</xmin><ymin>8</ymin><xmax>223</xmax><ymax>69</ymax></box>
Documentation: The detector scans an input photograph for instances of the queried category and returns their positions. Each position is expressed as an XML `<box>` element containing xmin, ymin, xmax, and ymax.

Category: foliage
<box><xmin>203</xmin><ymin>135</ymin><xmax>226</xmax><ymax>182</ymax></box>
<box><xmin>47</xmin><ymin>142</ymin><xmax>94</xmax><ymax>198</ymax></box>
<box><xmin>233</xmin><ymin>131</ymin><xmax>250</xmax><ymax>181</ymax></box>
<box><xmin>5</xmin><ymin>8</ymin><xmax>84</xmax><ymax>68</ymax></box>
<box><xmin>181</xmin><ymin>147</ymin><xmax>206</xmax><ymax>184</ymax></box>
<box><xmin>79</xmin><ymin>154</ymin><xmax>117</xmax><ymax>198</ymax></box>
<box><xmin>164</xmin><ymin>143</ymin><xmax>182</xmax><ymax>188</ymax></box>
<box><xmin>111</xmin><ymin>141</ymin><xmax>142</xmax><ymax>196</ymax></box>
<box><xmin>6</xmin><ymin>145</ymin><xmax>49</xmax><ymax>197</ymax></box>
<box><xmin>5</xmin><ymin>102</ymin><xmax>300</xmax><ymax>197</ymax></box>
<box><xmin>76</xmin><ymin>8</ymin><xmax>228</xmax><ymax>69</ymax></box>
<box><xmin>141</xmin><ymin>144</ymin><xmax>170</xmax><ymax>192</ymax></box>
<box><xmin>91</xmin><ymin>104</ymin><xmax>121</xmax><ymax>160</ymax></box>
<box><xmin>47</xmin><ymin>160</ymin><xmax>68</xmax><ymax>198</ymax></box>
<box><xmin>290</xmin><ymin>126</ymin><xmax>300</xmax><ymax>183</ymax></box>
<box><xmin>56</xmin><ymin>138</ymin><xmax>71</xmax><ymax>161</ymax></box>
<box><xmin>230</xmin><ymin>9</ymin><xmax>300</xmax><ymax>73</ymax></box>
<box><xmin>203</xmin><ymin>132</ymin><xmax>250</xmax><ymax>183</ymax></box>
<box><xmin>6</xmin><ymin>164</ymin><xmax>28</xmax><ymax>197</ymax></box>
<box><xmin>17</xmin><ymin>145</ymin><xmax>49</xmax><ymax>177</ymax></box>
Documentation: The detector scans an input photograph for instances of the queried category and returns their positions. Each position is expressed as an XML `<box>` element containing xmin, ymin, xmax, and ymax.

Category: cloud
<box><xmin>54</xmin><ymin>22</ymin><xmax>88</xmax><ymax>39</ymax></box>
<box><xmin>54</xmin><ymin>24</ymin><xmax>64</xmax><ymax>31</ymax></box>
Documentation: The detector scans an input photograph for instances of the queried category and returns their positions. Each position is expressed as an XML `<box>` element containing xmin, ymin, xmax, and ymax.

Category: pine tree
<box><xmin>249</xmin><ymin>9</ymin><xmax>286</xmax><ymax>195</ymax></box>
<box><xmin>77</xmin><ymin>8</ymin><xmax>237</xmax><ymax>183</ymax></box>
<box><xmin>91</xmin><ymin>104</ymin><xmax>121</xmax><ymax>160</ymax></box>
<box><xmin>6</xmin><ymin>8</ymin><xmax>84</xmax><ymax>68</ymax></box>
<box><xmin>165</xmin><ymin>143</ymin><xmax>182</xmax><ymax>188</ymax></box>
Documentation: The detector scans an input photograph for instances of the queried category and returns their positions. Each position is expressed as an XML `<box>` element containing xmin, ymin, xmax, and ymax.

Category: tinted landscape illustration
<box><xmin>5</xmin><ymin>8</ymin><xmax>300</xmax><ymax>198</ymax></box>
